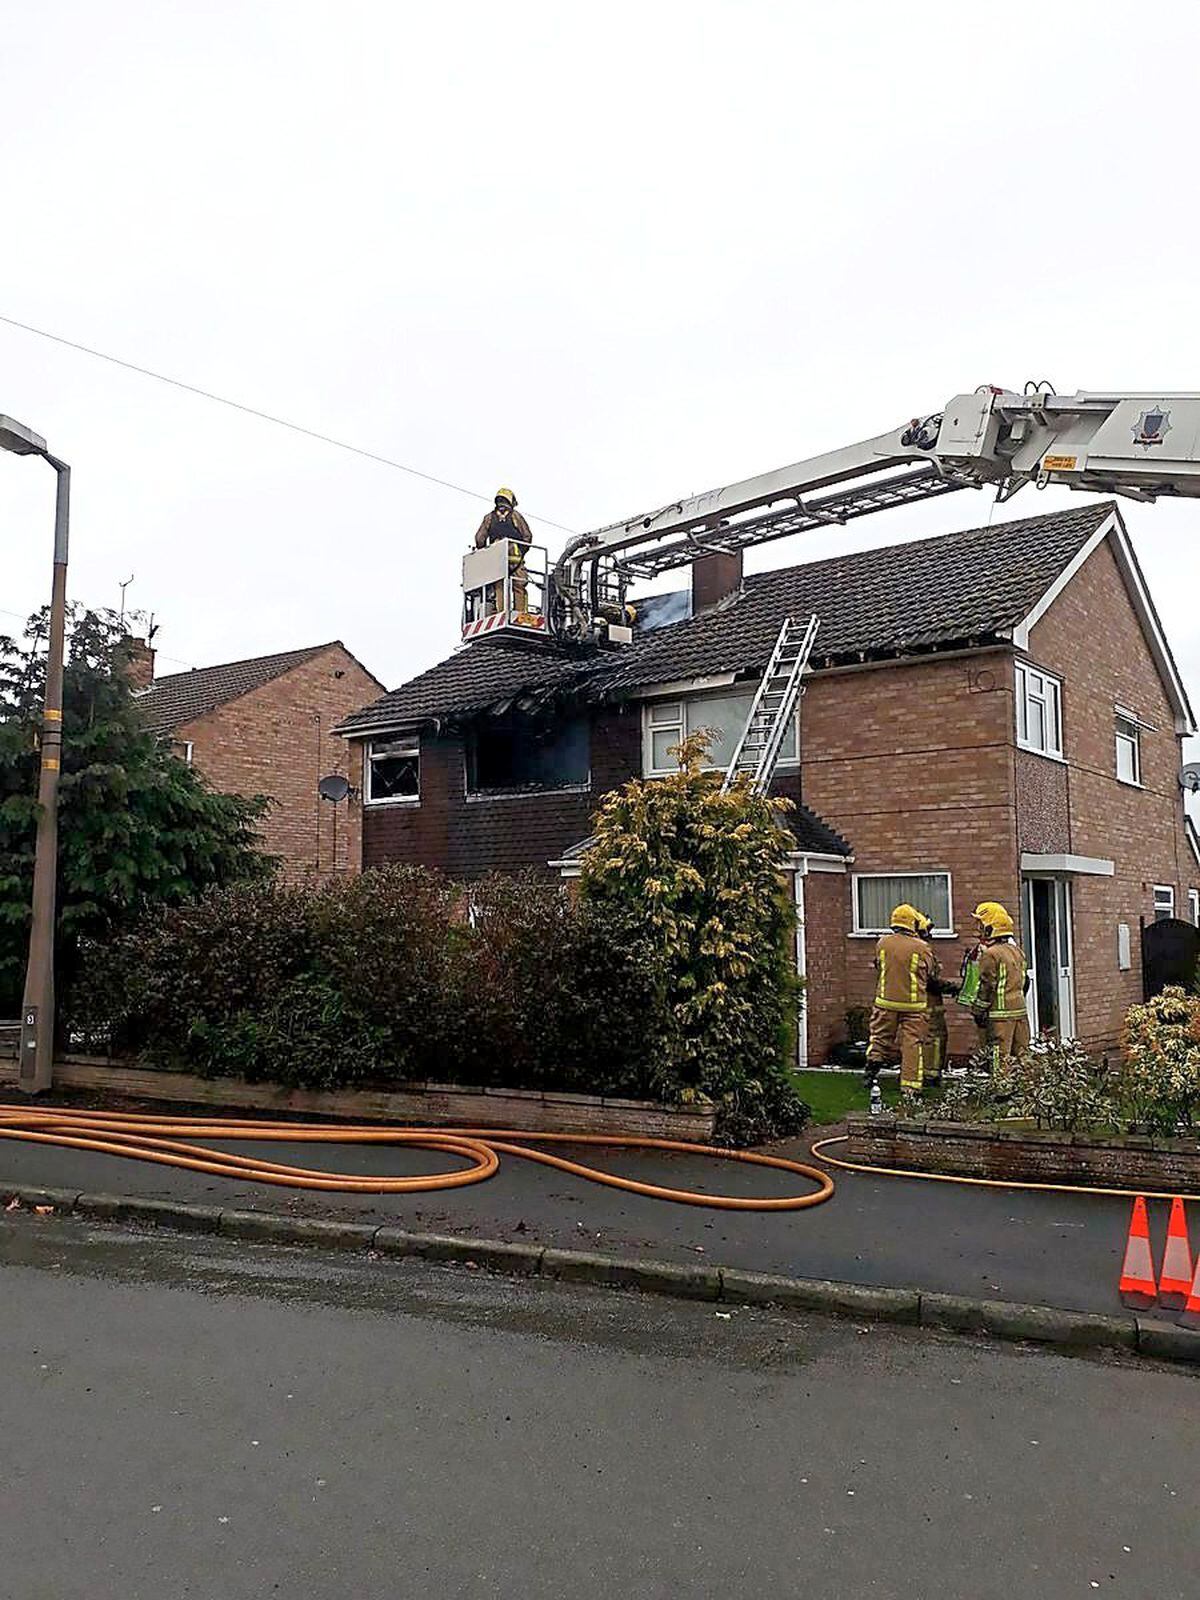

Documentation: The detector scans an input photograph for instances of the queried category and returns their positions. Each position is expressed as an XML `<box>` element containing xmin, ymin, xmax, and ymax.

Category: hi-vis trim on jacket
<box><xmin>983</xmin><ymin>940</ymin><xmax>1029</xmax><ymax>1019</ymax></box>
<box><xmin>873</xmin><ymin>932</ymin><xmax>933</xmax><ymax>1013</ymax></box>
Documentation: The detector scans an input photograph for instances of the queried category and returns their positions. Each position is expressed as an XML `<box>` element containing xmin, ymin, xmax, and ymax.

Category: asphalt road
<box><xmin>1</xmin><ymin>1216</ymin><xmax>1196</xmax><ymax>1600</ymax></box>
<box><xmin>0</xmin><ymin>1125</ymin><xmax>1143</xmax><ymax>1314</ymax></box>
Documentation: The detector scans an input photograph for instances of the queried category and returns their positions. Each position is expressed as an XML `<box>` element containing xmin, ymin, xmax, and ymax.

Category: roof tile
<box><xmin>136</xmin><ymin>643</ymin><xmax>337</xmax><ymax>735</ymax></box>
<box><xmin>337</xmin><ymin>500</ymin><xmax>1115</xmax><ymax>735</ymax></box>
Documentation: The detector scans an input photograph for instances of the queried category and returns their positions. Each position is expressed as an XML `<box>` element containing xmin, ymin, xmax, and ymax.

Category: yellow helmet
<box><xmin>494</xmin><ymin>486</ymin><xmax>517</xmax><ymax>508</ymax></box>
<box><xmin>890</xmin><ymin>903</ymin><xmax>921</xmax><ymax>933</ymax></box>
<box><xmin>914</xmin><ymin>911</ymin><xmax>934</xmax><ymax>938</ymax></box>
<box><xmin>974</xmin><ymin>900</ymin><xmax>1015</xmax><ymax>938</ymax></box>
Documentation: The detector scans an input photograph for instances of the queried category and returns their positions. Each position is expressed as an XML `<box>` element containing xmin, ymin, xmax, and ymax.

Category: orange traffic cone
<box><xmin>1158</xmin><ymin>1198</ymin><xmax>1193</xmax><ymax>1311</ymax></box>
<box><xmin>1118</xmin><ymin>1195</ymin><xmax>1157</xmax><ymax>1309</ymax></box>
<box><xmin>1179</xmin><ymin>1241</ymin><xmax>1200</xmax><ymax>1329</ymax></box>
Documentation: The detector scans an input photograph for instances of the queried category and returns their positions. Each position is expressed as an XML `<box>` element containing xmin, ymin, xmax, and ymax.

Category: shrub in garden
<box><xmin>1120</xmin><ymin>985</ymin><xmax>1200</xmax><ymax>1135</ymax></box>
<box><xmin>70</xmin><ymin>866</ymin><xmax>677</xmax><ymax>1103</ymax></box>
<box><xmin>579</xmin><ymin>730</ymin><xmax>809</xmax><ymax>1140</ymax></box>
<box><xmin>995</xmin><ymin>1037</ymin><xmax>1112</xmax><ymax>1133</ymax></box>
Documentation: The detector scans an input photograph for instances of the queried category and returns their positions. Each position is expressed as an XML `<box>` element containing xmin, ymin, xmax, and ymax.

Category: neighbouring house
<box><xmin>132</xmin><ymin>640</ymin><xmax>385</xmax><ymax>879</ymax></box>
<box><xmin>336</xmin><ymin>501</ymin><xmax>1200</xmax><ymax>1062</ymax></box>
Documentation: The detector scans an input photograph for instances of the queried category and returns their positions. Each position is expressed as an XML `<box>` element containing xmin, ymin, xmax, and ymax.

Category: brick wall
<box><xmin>179</xmin><ymin>645</ymin><xmax>382</xmax><ymax>881</ymax></box>
<box><xmin>800</xmin><ymin>650</ymin><xmax>1018</xmax><ymax>1060</ymax></box>
<box><xmin>1025</xmin><ymin>535</ymin><xmax>1192</xmax><ymax>1046</ymax></box>
<box><xmin>359</xmin><ymin>704</ymin><xmax>643</xmax><ymax>877</ymax></box>
<box><xmin>800</xmin><ymin>869</ymin><xmax>850</xmax><ymax>1061</ymax></box>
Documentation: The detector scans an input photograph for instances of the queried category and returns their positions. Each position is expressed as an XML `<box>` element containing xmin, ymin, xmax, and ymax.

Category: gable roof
<box><xmin>137</xmin><ymin>642</ymin><xmax>341</xmax><ymax>735</ymax></box>
<box><xmin>337</xmin><ymin>501</ymin><xmax>1117</xmax><ymax>736</ymax></box>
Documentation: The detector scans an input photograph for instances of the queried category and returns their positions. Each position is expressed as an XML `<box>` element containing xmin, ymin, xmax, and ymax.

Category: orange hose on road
<box><xmin>0</xmin><ymin>1106</ymin><xmax>834</xmax><ymax>1211</ymax></box>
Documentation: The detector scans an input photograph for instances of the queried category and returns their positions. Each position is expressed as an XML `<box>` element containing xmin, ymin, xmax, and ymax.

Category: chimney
<box><xmin>123</xmin><ymin>636</ymin><xmax>156</xmax><ymax>691</ymax></box>
<box><xmin>690</xmin><ymin>549</ymin><xmax>744</xmax><ymax>614</ymax></box>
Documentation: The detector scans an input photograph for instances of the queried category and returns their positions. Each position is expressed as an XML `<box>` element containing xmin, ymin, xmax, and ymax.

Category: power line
<box><xmin>0</xmin><ymin>603</ymin><xmax>195</xmax><ymax>670</ymax></box>
<box><xmin>0</xmin><ymin>311</ymin><xmax>579</xmax><ymax>535</ymax></box>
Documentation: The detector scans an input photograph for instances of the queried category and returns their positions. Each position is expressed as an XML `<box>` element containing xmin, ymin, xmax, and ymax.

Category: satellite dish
<box><xmin>318</xmin><ymin>773</ymin><xmax>351</xmax><ymax>803</ymax></box>
<box><xmin>1180</xmin><ymin>763</ymin><xmax>1200</xmax><ymax>794</ymax></box>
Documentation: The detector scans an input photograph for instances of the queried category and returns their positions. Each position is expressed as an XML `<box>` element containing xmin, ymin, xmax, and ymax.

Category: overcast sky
<box><xmin>3</xmin><ymin>1</ymin><xmax>1199</xmax><ymax>765</ymax></box>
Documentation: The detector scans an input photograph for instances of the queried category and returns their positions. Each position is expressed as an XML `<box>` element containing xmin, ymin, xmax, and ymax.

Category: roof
<box><xmin>338</xmin><ymin>501</ymin><xmax>1118</xmax><ymax>737</ymax></box>
<box><xmin>137</xmin><ymin>642</ymin><xmax>341</xmax><ymax>735</ymax></box>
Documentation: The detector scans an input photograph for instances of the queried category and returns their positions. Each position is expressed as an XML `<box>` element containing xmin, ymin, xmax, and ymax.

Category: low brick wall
<box><xmin>845</xmin><ymin>1114</ymin><xmax>1200</xmax><ymax>1194</ymax></box>
<box><xmin>0</xmin><ymin>1054</ymin><xmax>716</xmax><ymax>1142</ymax></box>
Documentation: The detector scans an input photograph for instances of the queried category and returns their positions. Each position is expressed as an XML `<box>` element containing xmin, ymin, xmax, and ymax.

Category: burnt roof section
<box><xmin>137</xmin><ymin>643</ymin><xmax>337</xmax><ymax>735</ymax></box>
<box><xmin>338</xmin><ymin>501</ymin><xmax>1116</xmax><ymax>735</ymax></box>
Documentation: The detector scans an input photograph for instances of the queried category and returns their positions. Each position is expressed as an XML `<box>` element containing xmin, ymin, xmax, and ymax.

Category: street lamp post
<box><xmin>1</xmin><ymin>416</ymin><xmax>71</xmax><ymax>1094</ymax></box>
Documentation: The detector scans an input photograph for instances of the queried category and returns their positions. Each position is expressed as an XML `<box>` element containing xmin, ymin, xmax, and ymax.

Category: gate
<box><xmin>1141</xmin><ymin>917</ymin><xmax>1200</xmax><ymax>999</ymax></box>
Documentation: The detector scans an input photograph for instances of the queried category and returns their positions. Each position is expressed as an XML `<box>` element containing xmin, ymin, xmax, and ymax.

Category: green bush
<box><xmin>69</xmin><ymin>866</ymin><xmax>681</xmax><ymax>1107</ymax></box>
<box><xmin>1119</xmin><ymin>986</ymin><xmax>1200</xmax><ymax>1134</ymax></box>
<box><xmin>578</xmin><ymin>731</ymin><xmax>808</xmax><ymax>1140</ymax></box>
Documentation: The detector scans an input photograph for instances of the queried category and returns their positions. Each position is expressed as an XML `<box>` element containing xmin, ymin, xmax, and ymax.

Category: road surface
<box><xmin>0</xmin><ymin>1214</ymin><xmax>1195</xmax><ymax>1599</ymax></box>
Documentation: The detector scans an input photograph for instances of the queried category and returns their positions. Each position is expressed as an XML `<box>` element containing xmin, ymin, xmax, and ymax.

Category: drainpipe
<box><xmin>794</xmin><ymin>860</ymin><xmax>809</xmax><ymax>1072</ymax></box>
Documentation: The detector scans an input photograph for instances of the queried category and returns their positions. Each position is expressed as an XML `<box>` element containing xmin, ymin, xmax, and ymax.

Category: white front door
<box><xmin>1022</xmin><ymin>877</ymin><xmax>1076</xmax><ymax>1040</ymax></box>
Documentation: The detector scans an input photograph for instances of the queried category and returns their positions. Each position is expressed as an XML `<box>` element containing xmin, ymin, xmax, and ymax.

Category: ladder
<box><xmin>720</xmin><ymin>614</ymin><xmax>819</xmax><ymax>796</ymax></box>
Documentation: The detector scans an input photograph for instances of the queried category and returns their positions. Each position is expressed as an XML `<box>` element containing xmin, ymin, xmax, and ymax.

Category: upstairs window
<box><xmin>1153</xmin><ymin>884</ymin><xmax>1175</xmax><ymax>922</ymax></box>
<box><xmin>366</xmin><ymin>736</ymin><xmax>419</xmax><ymax>805</ymax></box>
<box><xmin>467</xmin><ymin>716</ymin><xmax>589</xmax><ymax>796</ymax></box>
<box><xmin>1015</xmin><ymin>663</ymin><xmax>1063</xmax><ymax>759</ymax></box>
<box><xmin>1115</xmin><ymin>712</ymin><xmax>1141</xmax><ymax>786</ymax></box>
<box><xmin>643</xmin><ymin>691</ymin><xmax>798</xmax><ymax>776</ymax></box>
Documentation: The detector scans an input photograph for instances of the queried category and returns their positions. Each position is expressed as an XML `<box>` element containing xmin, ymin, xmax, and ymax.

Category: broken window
<box><xmin>467</xmin><ymin>716</ymin><xmax>589</xmax><ymax>795</ymax></box>
<box><xmin>366</xmin><ymin>736</ymin><xmax>420</xmax><ymax>804</ymax></box>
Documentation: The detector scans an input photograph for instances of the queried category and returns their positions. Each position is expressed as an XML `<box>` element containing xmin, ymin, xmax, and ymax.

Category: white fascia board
<box><xmin>796</xmin><ymin>852</ymin><xmax>851</xmax><ymax>873</ymax></box>
<box><xmin>1006</xmin><ymin>509</ymin><xmax>1118</xmax><ymax>651</ymax></box>
<box><xmin>1007</xmin><ymin>508</ymin><xmax>1197</xmax><ymax>735</ymax></box>
<box><xmin>1021</xmin><ymin>852</ymin><xmax>1115</xmax><ymax>876</ymax></box>
<box><xmin>629</xmin><ymin>673</ymin><xmax>739</xmax><ymax>700</ymax></box>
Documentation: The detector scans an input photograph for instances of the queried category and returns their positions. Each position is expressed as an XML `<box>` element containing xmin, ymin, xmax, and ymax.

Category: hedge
<box><xmin>68</xmin><ymin>866</ymin><xmax>810</xmax><ymax>1141</ymax></box>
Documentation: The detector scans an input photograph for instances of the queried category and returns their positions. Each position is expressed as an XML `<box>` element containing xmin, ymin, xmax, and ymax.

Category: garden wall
<box><xmin>0</xmin><ymin>1053</ymin><xmax>718</xmax><ymax>1141</ymax></box>
<box><xmin>846</xmin><ymin>1114</ymin><xmax>1200</xmax><ymax>1194</ymax></box>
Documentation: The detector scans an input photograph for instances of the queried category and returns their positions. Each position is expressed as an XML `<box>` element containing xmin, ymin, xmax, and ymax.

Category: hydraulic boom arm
<box><xmin>549</xmin><ymin>385</ymin><xmax>1200</xmax><ymax>638</ymax></box>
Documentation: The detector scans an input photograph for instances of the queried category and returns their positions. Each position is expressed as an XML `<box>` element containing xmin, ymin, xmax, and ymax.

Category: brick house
<box><xmin>336</xmin><ymin>502</ymin><xmax>1199</xmax><ymax>1061</ymax></box>
<box><xmin>133</xmin><ymin>640</ymin><xmax>385</xmax><ymax>879</ymax></box>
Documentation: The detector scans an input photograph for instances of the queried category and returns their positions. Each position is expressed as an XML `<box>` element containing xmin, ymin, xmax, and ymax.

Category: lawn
<box><xmin>792</xmin><ymin>1068</ymin><xmax>901</xmax><ymax>1126</ymax></box>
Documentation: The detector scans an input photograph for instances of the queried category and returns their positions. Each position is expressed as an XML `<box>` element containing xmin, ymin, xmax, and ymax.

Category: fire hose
<box><xmin>0</xmin><ymin>1106</ymin><xmax>834</xmax><ymax>1211</ymax></box>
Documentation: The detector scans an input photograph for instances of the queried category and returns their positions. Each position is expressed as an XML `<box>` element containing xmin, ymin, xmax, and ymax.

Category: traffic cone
<box><xmin>1179</xmin><ymin>1241</ymin><xmax>1200</xmax><ymax>1329</ymax></box>
<box><xmin>1118</xmin><ymin>1195</ymin><xmax>1157</xmax><ymax>1309</ymax></box>
<box><xmin>1158</xmin><ymin>1198</ymin><xmax>1193</xmax><ymax>1311</ymax></box>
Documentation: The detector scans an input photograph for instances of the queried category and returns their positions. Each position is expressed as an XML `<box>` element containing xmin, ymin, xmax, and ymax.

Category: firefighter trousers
<box><xmin>986</xmin><ymin>1014</ymin><xmax>1031</xmax><ymax>1072</ymax></box>
<box><xmin>925</xmin><ymin>1007</ymin><xmax>947</xmax><ymax>1085</ymax></box>
<box><xmin>867</xmin><ymin>1006</ymin><xmax>928</xmax><ymax>1092</ymax></box>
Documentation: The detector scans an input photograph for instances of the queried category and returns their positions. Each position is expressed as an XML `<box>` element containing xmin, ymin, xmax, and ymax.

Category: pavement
<box><xmin>0</xmin><ymin>1106</ymin><xmax>1159</xmax><ymax>1317</ymax></box>
<box><xmin>1</xmin><ymin>1215</ymin><xmax>1196</xmax><ymax>1600</ymax></box>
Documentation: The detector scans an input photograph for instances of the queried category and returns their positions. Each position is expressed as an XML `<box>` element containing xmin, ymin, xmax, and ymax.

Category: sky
<box><xmin>3</xmin><ymin>0</ymin><xmax>1200</xmax><ymax>772</ymax></box>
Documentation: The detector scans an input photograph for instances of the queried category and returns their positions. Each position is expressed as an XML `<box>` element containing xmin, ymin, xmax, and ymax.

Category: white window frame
<box><xmin>1189</xmin><ymin>888</ymin><xmax>1199</xmax><ymax>927</ymax></box>
<box><xmin>174</xmin><ymin>740</ymin><xmax>194</xmax><ymax>765</ymax></box>
<box><xmin>851</xmin><ymin>871</ymin><xmax>954</xmax><ymax>937</ymax></box>
<box><xmin>1114</xmin><ymin>711</ymin><xmax>1141</xmax><ymax>787</ymax></box>
<box><xmin>1153</xmin><ymin>883</ymin><xmax>1175</xmax><ymax>922</ymax></box>
<box><xmin>1015</xmin><ymin>661</ymin><xmax>1064</xmax><ymax>760</ymax></box>
<box><xmin>364</xmin><ymin>735</ymin><xmax>420</xmax><ymax>807</ymax></box>
<box><xmin>642</xmin><ymin>691</ymin><xmax>799</xmax><ymax>777</ymax></box>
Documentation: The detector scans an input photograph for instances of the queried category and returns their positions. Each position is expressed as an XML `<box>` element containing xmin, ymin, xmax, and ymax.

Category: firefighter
<box><xmin>914</xmin><ymin>911</ymin><xmax>956</xmax><ymax>1086</ymax></box>
<box><xmin>972</xmin><ymin>900</ymin><xmax>1031</xmax><ymax>1072</ymax></box>
<box><xmin>474</xmin><ymin>487</ymin><xmax>534</xmax><ymax>615</ymax></box>
<box><xmin>866</xmin><ymin>903</ymin><xmax>936</xmax><ymax>1094</ymax></box>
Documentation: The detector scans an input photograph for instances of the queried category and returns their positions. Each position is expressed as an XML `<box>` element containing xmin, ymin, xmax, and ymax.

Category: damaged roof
<box><xmin>338</xmin><ymin>500</ymin><xmax>1116</xmax><ymax>736</ymax></box>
